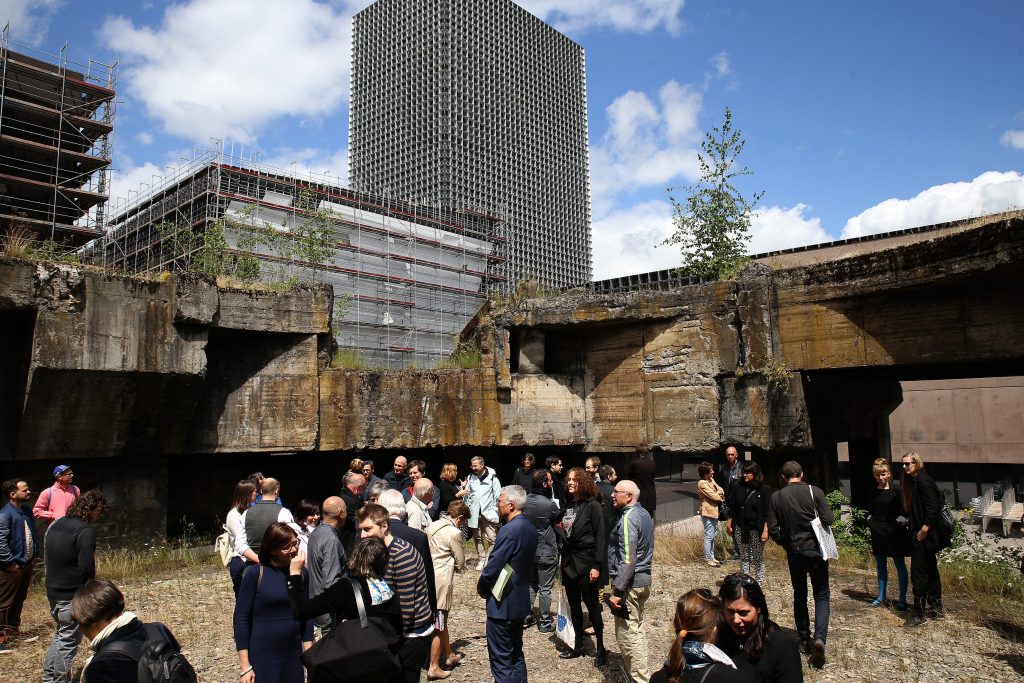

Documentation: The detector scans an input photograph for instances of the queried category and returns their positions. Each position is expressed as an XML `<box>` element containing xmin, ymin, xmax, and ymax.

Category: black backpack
<box><xmin>104</xmin><ymin>622</ymin><xmax>198</xmax><ymax>683</ymax></box>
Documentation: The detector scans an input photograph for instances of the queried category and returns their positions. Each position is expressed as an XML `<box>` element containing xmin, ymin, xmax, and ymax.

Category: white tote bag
<box><xmin>808</xmin><ymin>486</ymin><xmax>839</xmax><ymax>561</ymax></box>
<box><xmin>555</xmin><ymin>586</ymin><xmax>576</xmax><ymax>648</ymax></box>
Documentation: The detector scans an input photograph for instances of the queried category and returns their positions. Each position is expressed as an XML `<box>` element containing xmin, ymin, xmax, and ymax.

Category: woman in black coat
<box><xmin>901</xmin><ymin>452</ymin><xmax>945</xmax><ymax>625</ymax></box>
<box><xmin>556</xmin><ymin>467</ymin><xmax>607</xmax><ymax>665</ymax></box>
<box><xmin>727</xmin><ymin>462</ymin><xmax>771</xmax><ymax>583</ymax></box>
<box><xmin>287</xmin><ymin>536</ymin><xmax>403</xmax><ymax>647</ymax></box>
<box><xmin>651</xmin><ymin>589</ymin><xmax>753</xmax><ymax>683</ymax></box>
<box><xmin>716</xmin><ymin>574</ymin><xmax>802</xmax><ymax>683</ymax></box>
<box><xmin>867</xmin><ymin>458</ymin><xmax>910</xmax><ymax>608</ymax></box>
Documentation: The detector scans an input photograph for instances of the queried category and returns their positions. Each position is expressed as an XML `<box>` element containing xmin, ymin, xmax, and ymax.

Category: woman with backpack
<box><xmin>901</xmin><ymin>452</ymin><xmax>945</xmax><ymax>626</ymax></box>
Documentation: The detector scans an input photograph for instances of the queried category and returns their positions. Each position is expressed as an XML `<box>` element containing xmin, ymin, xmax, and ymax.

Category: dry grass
<box><xmin>2</xmin><ymin>225</ymin><xmax>35</xmax><ymax>259</ymax></box>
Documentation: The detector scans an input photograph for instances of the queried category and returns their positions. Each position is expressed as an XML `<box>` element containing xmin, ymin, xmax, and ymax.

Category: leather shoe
<box><xmin>808</xmin><ymin>638</ymin><xmax>826</xmax><ymax>669</ymax></box>
<box><xmin>559</xmin><ymin>650</ymin><xmax>582</xmax><ymax>660</ymax></box>
<box><xmin>595</xmin><ymin>650</ymin><xmax>607</xmax><ymax>667</ymax></box>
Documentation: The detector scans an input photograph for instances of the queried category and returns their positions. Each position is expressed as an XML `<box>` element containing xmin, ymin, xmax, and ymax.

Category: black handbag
<box><xmin>301</xmin><ymin>577</ymin><xmax>401</xmax><ymax>683</ymax></box>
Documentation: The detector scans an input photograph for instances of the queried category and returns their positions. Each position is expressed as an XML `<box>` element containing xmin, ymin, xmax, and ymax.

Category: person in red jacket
<box><xmin>33</xmin><ymin>466</ymin><xmax>80</xmax><ymax>523</ymax></box>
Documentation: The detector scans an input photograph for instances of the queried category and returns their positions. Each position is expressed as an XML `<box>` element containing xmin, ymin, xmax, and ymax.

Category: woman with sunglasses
<box><xmin>901</xmin><ymin>452</ymin><xmax>945</xmax><ymax>626</ymax></box>
<box><xmin>867</xmin><ymin>458</ymin><xmax>910</xmax><ymax>609</ymax></box>
<box><xmin>234</xmin><ymin>523</ymin><xmax>314</xmax><ymax>683</ymax></box>
<box><xmin>716</xmin><ymin>573</ymin><xmax>802</xmax><ymax>683</ymax></box>
<box><xmin>651</xmin><ymin>588</ymin><xmax>753</xmax><ymax>683</ymax></box>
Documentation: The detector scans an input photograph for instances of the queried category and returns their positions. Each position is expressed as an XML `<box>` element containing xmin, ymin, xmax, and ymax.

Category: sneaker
<box><xmin>538</xmin><ymin>624</ymin><xmax>554</xmax><ymax>634</ymax></box>
<box><xmin>475</xmin><ymin>558</ymin><xmax>486</xmax><ymax>571</ymax></box>
<box><xmin>705</xmin><ymin>559</ymin><xmax>722</xmax><ymax>567</ymax></box>
<box><xmin>808</xmin><ymin>639</ymin><xmax>826</xmax><ymax>669</ymax></box>
<box><xmin>523</xmin><ymin>615</ymin><xmax>537</xmax><ymax>628</ymax></box>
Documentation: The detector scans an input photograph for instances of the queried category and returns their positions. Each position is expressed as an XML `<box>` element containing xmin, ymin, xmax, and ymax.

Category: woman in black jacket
<box><xmin>901</xmin><ymin>452</ymin><xmax>945</xmax><ymax>625</ymax></box>
<box><xmin>556</xmin><ymin>467</ymin><xmax>608</xmax><ymax>665</ymax></box>
<box><xmin>287</xmin><ymin>536</ymin><xmax>403</xmax><ymax>649</ymax></box>
<box><xmin>867</xmin><ymin>458</ymin><xmax>910</xmax><ymax>608</ymax></box>
<box><xmin>727</xmin><ymin>463</ymin><xmax>771</xmax><ymax>583</ymax></box>
<box><xmin>512</xmin><ymin>453</ymin><xmax>536</xmax><ymax>491</ymax></box>
<box><xmin>716</xmin><ymin>573</ymin><xmax>802</xmax><ymax>683</ymax></box>
<box><xmin>651</xmin><ymin>589</ymin><xmax>753</xmax><ymax>683</ymax></box>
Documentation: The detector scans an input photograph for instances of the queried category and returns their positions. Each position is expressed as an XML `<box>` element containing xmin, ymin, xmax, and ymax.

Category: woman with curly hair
<box><xmin>555</xmin><ymin>467</ymin><xmax>607</xmax><ymax>665</ymax></box>
<box><xmin>652</xmin><ymin>588</ymin><xmax>752</xmax><ymax>683</ymax></box>
<box><xmin>716</xmin><ymin>573</ymin><xmax>802</xmax><ymax>683</ymax></box>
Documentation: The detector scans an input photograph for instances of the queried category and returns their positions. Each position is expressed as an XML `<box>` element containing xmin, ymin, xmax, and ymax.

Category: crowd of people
<box><xmin>0</xmin><ymin>447</ymin><xmax>956</xmax><ymax>682</ymax></box>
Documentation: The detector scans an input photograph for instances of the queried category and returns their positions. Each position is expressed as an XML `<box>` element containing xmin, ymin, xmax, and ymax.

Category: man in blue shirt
<box><xmin>0</xmin><ymin>479</ymin><xmax>39</xmax><ymax>645</ymax></box>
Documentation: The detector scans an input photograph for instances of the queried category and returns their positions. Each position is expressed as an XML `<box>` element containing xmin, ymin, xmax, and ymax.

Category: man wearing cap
<box><xmin>33</xmin><ymin>466</ymin><xmax>80</xmax><ymax>524</ymax></box>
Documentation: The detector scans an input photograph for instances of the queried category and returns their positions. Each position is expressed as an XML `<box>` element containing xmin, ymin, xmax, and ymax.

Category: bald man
<box><xmin>385</xmin><ymin>455</ymin><xmax>412</xmax><ymax>492</ymax></box>
<box><xmin>306</xmin><ymin>496</ymin><xmax>348</xmax><ymax>634</ymax></box>
<box><xmin>607</xmin><ymin>480</ymin><xmax>654</xmax><ymax>683</ymax></box>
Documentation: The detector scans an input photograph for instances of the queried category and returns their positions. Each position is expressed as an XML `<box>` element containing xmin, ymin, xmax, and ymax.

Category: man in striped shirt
<box><xmin>358</xmin><ymin>503</ymin><xmax>434</xmax><ymax>683</ymax></box>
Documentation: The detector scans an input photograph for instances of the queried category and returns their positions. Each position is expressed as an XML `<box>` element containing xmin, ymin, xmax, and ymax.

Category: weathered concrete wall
<box><xmin>319</xmin><ymin>368</ymin><xmax>502</xmax><ymax>450</ymax></box>
<box><xmin>0</xmin><ymin>260</ymin><xmax>332</xmax><ymax>459</ymax></box>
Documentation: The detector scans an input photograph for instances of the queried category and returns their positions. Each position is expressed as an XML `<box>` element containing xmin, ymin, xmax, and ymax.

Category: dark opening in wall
<box><xmin>0</xmin><ymin>309</ymin><xmax>36</xmax><ymax>458</ymax></box>
<box><xmin>509</xmin><ymin>327</ymin><xmax>521</xmax><ymax>373</ymax></box>
<box><xmin>543</xmin><ymin>328</ymin><xmax>584</xmax><ymax>375</ymax></box>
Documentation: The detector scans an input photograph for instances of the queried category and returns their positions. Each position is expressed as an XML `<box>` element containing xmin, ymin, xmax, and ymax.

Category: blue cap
<box><xmin>53</xmin><ymin>465</ymin><xmax>72</xmax><ymax>477</ymax></box>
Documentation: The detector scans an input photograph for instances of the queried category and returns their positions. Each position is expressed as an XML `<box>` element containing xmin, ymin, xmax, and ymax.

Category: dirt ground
<box><xmin>3</xmin><ymin>543</ymin><xmax>1022</xmax><ymax>683</ymax></box>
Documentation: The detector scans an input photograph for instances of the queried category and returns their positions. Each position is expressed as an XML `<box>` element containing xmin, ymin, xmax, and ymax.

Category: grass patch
<box><xmin>331</xmin><ymin>347</ymin><xmax>365</xmax><ymax>369</ymax></box>
<box><xmin>96</xmin><ymin>537</ymin><xmax>218</xmax><ymax>583</ymax></box>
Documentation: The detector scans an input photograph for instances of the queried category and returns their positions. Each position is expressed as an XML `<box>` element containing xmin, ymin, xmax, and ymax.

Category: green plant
<box><xmin>825</xmin><ymin>489</ymin><xmax>872</xmax><ymax>553</ymax></box>
<box><xmin>760</xmin><ymin>360</ymin><xmax>793</xmax><ymax>394</ymax></box>
<box><xmin>663</xmin><ymin>107</ymin><xmax>764</xmax><ymax>280</ymax></box>
<box><xmin>331</xmin><ymin>347</ymin><xmax>365</xmax><ymax>369</ymax></box>
<box><xmin>291</xmin><ymin>190</ymin><xmax>338</xmax><ymax>279</ymax></box>
<box><xmin>437</xmin><ymin>336</ymin><xmax>482</xmax><ymax>369</ymax></box>
<box><xmin>330</xmin><ymin>293</ymin><xmax>353</xmax><ymax>337</ymax></box>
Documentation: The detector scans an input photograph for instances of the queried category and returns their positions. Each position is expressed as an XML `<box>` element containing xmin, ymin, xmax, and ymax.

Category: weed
<box><xmin>2</xmin><ymin>224</ymin><xmax>35</xmax><ymax>258</ymax></box>
<box><xmin>331</xmin><ymin>347</ymin><xmax>365</xmax><ymax>369</ymax></box>
<box><xmin>437</xmin><ymin>336</ymin><xmax>482</xmax><ymax>369</ymax></box>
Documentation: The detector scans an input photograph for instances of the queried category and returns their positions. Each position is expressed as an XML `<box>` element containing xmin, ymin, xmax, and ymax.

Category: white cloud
<box><xmin>711</xmin><ymin>52</ymin><xmax>731</xmax><ymax>78</ymax></box>
<box><xmin>135</xmin><ymin>131</ymin><xmax>154</xmax><ymax>145</ymax></box>
<box><xmin>258</xmin><ymin>146</ymin><xmax>350</xmax><ymax>188</ymax></box>
<box><xmin>591</xmin><ymin>199</ymin><xmax>680</xmax><ymax>280</ymax></box>
<box><xmin>840</xmin><ymin>171</ymin><xmax>1024</xmax><ymax>239</ymax></box>
<box><xmin>748</xmin><ymin>204</ymin><xmax>832</xmax><ymax>254</ymax></box>
<box><xmin>516</xmin><ymin>0</ymin><xmax>686</xmax><ymax>35</ymax></box>
<box><xmin>1000</xmin><ymin>129</ymin><xmax>1024</xmax><ymax>151</ymax></box>
<box><xmin>100</xmin><ymin>0</ymin><xmax>361</xmax><ymax>144</ymax></box>
<box><xmin>590</xmin><ymin>80</ymin><xmax>702</xmax><ymax>216</ymax></box>
<box><xmin>0</xmin><ymin>0</ymin><xmax>62</xmax><ymax>46</ymax></box>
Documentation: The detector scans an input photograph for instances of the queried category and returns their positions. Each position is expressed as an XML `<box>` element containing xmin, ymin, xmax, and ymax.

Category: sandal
<box><xmin>445</xmin><ymin>654</ymin><xmax>463</xmax><ymax>668</ymax></box>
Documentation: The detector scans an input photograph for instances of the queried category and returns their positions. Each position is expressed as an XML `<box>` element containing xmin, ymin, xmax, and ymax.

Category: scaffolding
<box><xmin>84</xmin><ymin>148</ymin><xmax>506</xmax><ymax>369</ymax></box>
<box><xmin>0</xmin><ymin>28</ymin><xmax>116</xmax><ymax>246</ymax></box>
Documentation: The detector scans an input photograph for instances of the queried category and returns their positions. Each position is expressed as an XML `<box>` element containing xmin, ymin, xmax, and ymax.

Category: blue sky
<box><xmin>5</xmin><ymin>0</ymin><xmax>1023</xmax><ymax>280</ymax></box>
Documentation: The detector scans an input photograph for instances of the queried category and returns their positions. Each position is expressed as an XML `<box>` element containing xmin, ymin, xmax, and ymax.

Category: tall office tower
<box><xmin>350</xmin><ymin>0</ymin><xmax>592</xmax><ymax>291</ymax></box>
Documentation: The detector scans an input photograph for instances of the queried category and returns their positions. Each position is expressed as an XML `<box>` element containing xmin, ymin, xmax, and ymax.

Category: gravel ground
<box><xmin>3</xmin><ymin>545</ymin><xmax>1022</xmax><ymax>682</ymax></box>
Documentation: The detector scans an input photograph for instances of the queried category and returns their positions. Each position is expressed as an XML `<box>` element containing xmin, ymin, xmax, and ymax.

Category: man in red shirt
<box><xmin>33</xmin><ymin>466</ymin><xmax>80</xmax><ymax>523</ymax></box>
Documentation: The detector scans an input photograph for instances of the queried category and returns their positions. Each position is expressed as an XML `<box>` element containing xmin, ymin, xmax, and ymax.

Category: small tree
<box><xmin>663</xmin><ymin>107</ymin><xmax>764</xmax><ymax>279</ymax></box>
<box><xmin>292</xmin><ymin>190</ymin><xmax>338</xmax><ymax>279</ymax></box>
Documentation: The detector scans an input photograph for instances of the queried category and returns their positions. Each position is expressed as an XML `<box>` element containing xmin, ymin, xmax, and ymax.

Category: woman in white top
<box><xmin>291</xmin><ymin>499</ymin><xmax>320</xmax><ymax>556</ymax></box>
<box><xmin>226</xmin><ymin>479</ymin><xmax>258</xmax><ymax>596</ymax></box>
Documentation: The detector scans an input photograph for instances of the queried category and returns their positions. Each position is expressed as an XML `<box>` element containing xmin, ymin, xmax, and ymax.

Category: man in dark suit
<box><xmin>478</xmin><ymin>484</ymin><xmax>538</xmax><ymax>683</ymax></box>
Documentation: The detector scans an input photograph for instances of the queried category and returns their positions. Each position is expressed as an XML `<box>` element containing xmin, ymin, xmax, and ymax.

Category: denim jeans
<box><xmin>701</xmin><ymin>516</ymin><xmax>718</xmax><ymax>561</ymax></box>
<box><xmin>786</xmin><ymin>551</ymin><xmax>830</xmax><ymax>644</ymax></box>
<box><xmin>42</xmin><ymin>599</ymin><xmax>81</xmax><ymax>683</ymax></box>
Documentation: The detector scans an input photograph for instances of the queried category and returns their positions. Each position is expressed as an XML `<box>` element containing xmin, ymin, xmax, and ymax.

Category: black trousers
<box><xmin>562</xmin><ymin>575</ymin><xmax>604</xmax><ymax>651</ymax></box>
<box><xmin>397</xmin><ymin>636</ymin><xmax>432</xmax><ymax>683</ymax></box>
<box><xmin>910</xmin><ymin>539</ymin><xmax>941</xmax><ymax>603</ymax></box>
<box><xmin>785</xmin><ymin>551</ymin><xmax>830</xmax><ymax>644</ymax></box>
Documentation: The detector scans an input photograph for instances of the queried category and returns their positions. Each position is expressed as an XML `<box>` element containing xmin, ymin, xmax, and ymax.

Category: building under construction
<box><xmin>0</xmin><ymin>31</ymin><xmax>116</xmax><ymax>246</ymax></box>
<box><xmin>85</xmin><ymin>152</ymin><xmax>505</xmax><ymax>369</ymax></box>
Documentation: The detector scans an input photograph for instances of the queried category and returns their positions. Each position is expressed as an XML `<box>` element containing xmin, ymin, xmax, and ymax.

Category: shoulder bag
<box><xmin>301</xmin><ymin>577</ymin><xmax>401</xmax><ymax>682</ymax></box>
<box><xmin>808</xmin><ymin>486</ymin><xmax>839</xmax><ymax>561</ymax></box>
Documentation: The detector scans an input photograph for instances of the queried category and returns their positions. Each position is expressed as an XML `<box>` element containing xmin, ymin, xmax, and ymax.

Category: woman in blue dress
<box><xmin>235</xmin><ymin>522</ymin><xmax>314</xmax><ymax>683</ymax></box>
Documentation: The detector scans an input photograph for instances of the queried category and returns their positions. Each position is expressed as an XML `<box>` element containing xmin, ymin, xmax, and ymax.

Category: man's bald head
<box><xmin>413</xmin><ymin>478</ymin><xmax>434</xmax><ymax>502</ymax></box>
<box><xmin>261</xmin><ymin>477</ymin><xmax>280</xmax><ymax>496</ymax></box>
<box><xmin>321</xmin><ymin>496</ymin><xmax>345</xmax><ymax>522</ymax></box>
<box><xmin>612</xmin><ymin>479</ymin><xmax>640</xmax><ymax>509</ymax></box>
